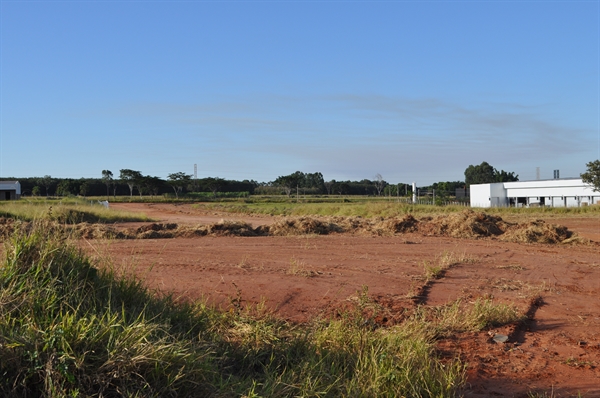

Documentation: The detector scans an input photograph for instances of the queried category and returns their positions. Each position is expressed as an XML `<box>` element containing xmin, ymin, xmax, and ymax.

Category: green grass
<box><xmin>194</xmin><ymin>199</ymin><xmax>600</xmax><ymax>219</ymax></box>
<box><xmin>0</xmin><ymin>198</ymin><xmax>150</xmax><ymax>223</ymax></box>
<box><xmin>0</xmin><ymin>224</ymin><xmax>530</xmax><ymax>397</ymax></box>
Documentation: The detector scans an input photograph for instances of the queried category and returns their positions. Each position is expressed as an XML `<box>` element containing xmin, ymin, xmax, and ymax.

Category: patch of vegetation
<box><xmin>0</xmin><ymin>198</ymin><xmax>150</xmax><ymax>223</ymax></box>
<box><xmin>194</xmin><ymin>199</ymin><xmax>600</xmax><ymax>219</ymax></box>
<box><xmin>0</xmin><ymin>226</ymin><xmax>531</xmax><ymax>397</ymax></box>
<box><xmin>422</xmin><ymin>250</ymin><xmax>476</xmax><ymax>282</ymax></box>
<box><xmin>421</xmin><ymin>299</ymin><xmax>525</xmax><ymax>337</ymax></box>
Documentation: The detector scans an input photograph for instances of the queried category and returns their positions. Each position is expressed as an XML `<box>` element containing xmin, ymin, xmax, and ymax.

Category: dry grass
<box><xmin>0</xmin><ymin>209</ymin><xmax>587</xmax><ymax>245</ymax></box>
<box><xmin>286</xmin><ymin>257</ymin><xmax>319</xmax><ymax>277</ymax></box>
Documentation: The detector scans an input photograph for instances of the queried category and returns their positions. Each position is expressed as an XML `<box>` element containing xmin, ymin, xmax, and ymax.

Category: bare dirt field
<box><xmin>87</xmin><ymin>203</ymin><xmax>600</xmax><ymax>397</ymax></box>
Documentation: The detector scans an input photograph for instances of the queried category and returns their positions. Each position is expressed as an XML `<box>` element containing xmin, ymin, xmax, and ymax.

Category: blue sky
<box><xmin>1</xmin><ymin>1</ymin><xmax>598</xmax><ymax>185</ymax></box>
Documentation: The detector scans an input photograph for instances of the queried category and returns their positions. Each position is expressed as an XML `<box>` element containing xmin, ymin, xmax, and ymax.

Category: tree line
<box><xmin>3</xmin><ymin>161</ymin><xmax>534</xmax><ymax>199</ymax></box>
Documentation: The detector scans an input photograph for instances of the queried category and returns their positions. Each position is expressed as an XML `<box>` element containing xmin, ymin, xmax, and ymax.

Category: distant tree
<box><xmin>101</xmin><ymin>170</ymin><xmax>113</xmax><ymax>200</ymax></box>
<box><xmin>56</xmin><ymin>180</ymin><xmax>73</xmax><ymax>197</ymax></box>
<box><xmin>274</xmin><ymin>171</ymin><xmax>306</xmax><ymax>197</ymax></box>
<box><xmin>79</xmin><ymin>181</ymin><xmax>89</xmax><ymax>197</ymax></box>
<box><xmin>32</xmin><ymin>186</ymin><xmax>41</xmax><ymax>197</ymax></box>
<box><xmin>305</xmin><ymin>172</ymin><xmax>325</xmax><ymax>194</ymax></box>
<box><xmin>581</xmin><ymin>159</ymin><xmax>600</xmax><ymax>192</ymax></box>
<box><xmin>141</xmin><ymin>176</ymin><xmax>163</xmax><ymax>198</ymax></box>
<box><xmin>40</xmin><ymin>175</ymin><xmax>53</xmax><ymax>196</ymax></box>
<box><xmin>135</xmin><ymin>176</ymin><xmax>163</xmax><ymax>198</ymax></box>
<box><xmin>464</xmin><ymin>162</ymin><xmax>495</xmax><ymax>185</ymax></box>
<box><xmin>119</xmin><ymin>169</ymin><xmax>143</xmax><ymax>197</ymax></box>
<box><xmin>464</xmin><ymin>162</ymin><xmax>518</xmax><ymax>186</ymax></box>
<box><xmin>337</xmin><ymin>182</ymin><xmax>350</xmax><ymax>195</ymax></box>
<box><xmin>167</xmin><ymin>172</ymin><xmax>192</xmax><ymax>199</ymax></box>
<box><xmin>324</xmin><ymin>180</ymin><xmax>334</xmax><ymax>195</ymax></box>
<box><xmin>203</xmin><ymin>177</ymin><xmax>225</xmax><ymax>197</ymax></box>
<box><xmin>374</xmin><ymin>174</ymin><xmax>386</xmax><ymax>196</ymax></box>
<box><xmin>494</xmin><ymin>169</ymin><xmax>519</xmax><ymax>183</ymax></box>
<box><xmin>430</xmin><ymin>181</ymin><xmax>466</xmax><ymax>196</ymax></box>
<box><xmin>273</xmin><ymin>171</ymin><xmax>325</xmax><ymax>197</ymax></box>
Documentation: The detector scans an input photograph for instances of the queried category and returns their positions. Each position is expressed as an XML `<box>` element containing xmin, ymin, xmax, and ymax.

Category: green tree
<box><xmin>465</xmin><ymin>162</ymin><xmax>518</xmax><ymax>186</ymax></box>
<box><xmin>305</xmin><ymin>172</ymin><xmax>326</xmax><ymax>194</ymax></box>
<box><xmin>202</xmin><ymin>177</ymin><xmax>225</xmax><ymax>197</ymax></box>
<box><xmin>119</xmin><ymin>169</ymin><xmax>143</xmax><ymax>197</ymax></box>
<box><xmin>167</xmin><ymin>172</ymin><xmax>192</xmax><ymax>199</ymax></box>
<box><xmin>494</xmin><ymin>169</ymin><xmax>519</xmax><ymax>183</ymax></box>
<box><xmin>32</xmin><ymin>186</ymin><xmax>41</xmax><ymax>197</ymax></box>
<box><xmin>101</xmin><ymin>170</ymin><xmax>113</xmax><ymax>200</ymax></box>
<box><xmin>140</xmin><ymin>176</ymin><xmax>163</xmax><ymax>198</ymax></box>
<box><xmin>464</xmin><ymin>162</ymin><xmax>495</xmax><ymax>185</ymax></box>
<box><xmin>581</xmin><ymin>159</ymin><xmax>600</xmax><ymax>192</ymax></box>
<box><xmin>79</xmin><ymin>181</ymin><xmax>89</xmax><ymax>197</ymax></box>
<box><xmin>274</xmin><ymin>171</ymin><xmax>305</xmax><ymax>197</ymax></box>
<box><xmin>40</xmin><ymin>175</ymin><xmax>54</xmax><ymax>196</ymax></box>
<box><xmin>56</xmin><ymin>180</ymin><xmax>74</xmax><ymax>197</ymax></box>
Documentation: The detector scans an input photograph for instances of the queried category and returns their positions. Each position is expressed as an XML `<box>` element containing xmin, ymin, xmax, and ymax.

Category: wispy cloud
<box><xmin>77</xmin><ymin>93</ymin><xmax>592</xmax><ymax>182</ymax></box>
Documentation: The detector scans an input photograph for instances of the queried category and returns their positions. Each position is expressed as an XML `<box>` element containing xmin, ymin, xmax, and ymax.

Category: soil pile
<box><xmin>182</xmin><ymin>220</ymin><xmax>259</xmax><ymax>237</ymax></box>
<box><xmin>123</xmin><ymin>223</ymin><xmax>178</xmax><ymax>239</ymax></box>
<box><xmin>268</xmin><ymin>217</ymin><xmax>342</xmax><ymax>236</ymax></box>
<box><xmin>72</xmin><ymin>223</ymin><xmax>125</xmax><ymax>239</ymax></box>
<box><xmin>0</xmin><ymin>211</ymin><xmax>588</xmax><ymax>245</ymax></box>
<box><xmin>501</xmin><ymin>220</ymin><xmax>573</xmax><ymax>244</ymax></box>
<box><xmin>419</xmin><ymin>210</ymin><xmax>509</xmax><ymax>239</ymax></box>
<box><xmin>375</xmin><ymin>215</ymin><xmax>420</xmax><ymax>234</ymax></box>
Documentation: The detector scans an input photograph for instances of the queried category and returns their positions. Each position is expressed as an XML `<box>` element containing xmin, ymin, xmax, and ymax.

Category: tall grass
<box><xmin>0</xmin><ymin>198</ymin><xmax>150</xmax><ymax>223</ymax></box>
<box><xmin>0</xmin><ymin>225</ymin><xmax>529</xmax><ymax>397</ymax></box>
<box><xmin>196</xmin><ymin>200</ymin><xmax>600</xmax><ymax>218</ymax></box>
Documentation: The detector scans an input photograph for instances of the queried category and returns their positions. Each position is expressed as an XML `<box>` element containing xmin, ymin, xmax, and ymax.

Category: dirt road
<box><xmin>89</xmin><ymin>203</ymin><xmax>600</xmax><ymax>397</ymax></box>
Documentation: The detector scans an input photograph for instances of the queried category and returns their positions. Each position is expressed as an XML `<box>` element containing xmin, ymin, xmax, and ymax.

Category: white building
<box><xmin>470</xmin><ymin>178</ymin><xmax>600</xmax><ymax>208</ymax></box>
<box><xmin>0</xmin><ymin>181</ymin><xmax>21</xmax><ymax>200</ymax></box>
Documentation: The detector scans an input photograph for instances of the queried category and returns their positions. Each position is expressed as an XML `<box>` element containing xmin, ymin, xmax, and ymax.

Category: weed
<box><xmin>423</xmin><ymin>261</ymin><xmax>445</xmax><ymax>281</ymax></box>
<box><xmin>422</xmin><ymin>250</ymin><xmax>476</xmax><ymax>282</ymax></box>
<box><xmin>286</xmin><ymin>257</ymin><xmax>317</xmax><ymax>277</ymax></box>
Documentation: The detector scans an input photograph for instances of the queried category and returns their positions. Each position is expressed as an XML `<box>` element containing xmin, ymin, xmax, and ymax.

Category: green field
<box><xmin>194</xmin><ymin>197</ymin><xmax>600</xmax><ymax>219</ymax></box>
<box><xmin>0</xmin><ymin>198</ymin><xmax>150</xmax><ymax>223</ymax></box>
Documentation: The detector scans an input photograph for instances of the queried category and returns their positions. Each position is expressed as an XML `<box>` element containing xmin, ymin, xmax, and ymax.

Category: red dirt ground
<box><xmin>85</xmin><ymin>203</ymin><xmax>600</xmax><ymax>397</ymax></box>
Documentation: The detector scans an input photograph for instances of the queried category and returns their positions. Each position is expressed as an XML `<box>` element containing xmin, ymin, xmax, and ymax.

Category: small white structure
<box><xmin>0</xmin><ymin>181</ymin><xmax>21</xmax><ymax>200</ymax></box>
<box><xmin>470</xmin><ymin>178</ymin><xmax>600</xmax><ymax>208</ymax></box>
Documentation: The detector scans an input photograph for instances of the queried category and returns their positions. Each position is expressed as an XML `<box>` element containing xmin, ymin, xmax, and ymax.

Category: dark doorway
<box><xmin>5</xmin><ymin>192</ymin><xmax>11</xmax><ymax>200</ymax></box>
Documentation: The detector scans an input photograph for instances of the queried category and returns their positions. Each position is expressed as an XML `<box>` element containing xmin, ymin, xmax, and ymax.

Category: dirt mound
<box><xmin>194</xmin><ymin>220</ymin><xmax>259</xmax><ymax>237</ymax></box>
<box><xmin>71</xmin><ymin>223</ymin><xmax>125</xmax><ymax>239</ymax></box>
<box><xmin>376</xmin><ymin>215</ymin><xmax>419</xmax><ymax>234</ymax></box>
<box><xmin>0</xmin><ymin>211</ymin><xmax>585</xmax><ymax>245</ymax></box>
<box><xmin>419</xmin><ymin>210</ymin><xmax>509</xmax><ymax>239</ymax></box>
<box><xmin>122</xmin><ymin>223</ymin><xmax>179</xmax><ymax>239</ymax></box>
<box><xmin>136</xmin><ymin>223</ymin><xmax>178</xmax><ymax>233</ymax></box>
<box><xmin>268</xmin><ymin>217</ymin><xmax>343</xmax><ymax>236</ymax></box>
<box><xmin>501</xmin><ymin>220</ymin><xmax>574</xmax><ymax>244</ymax></box>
